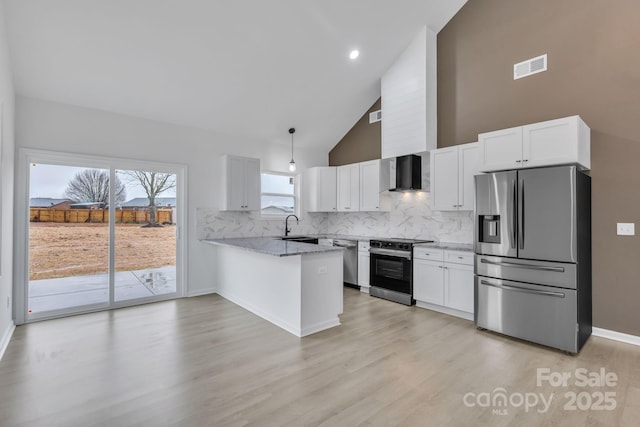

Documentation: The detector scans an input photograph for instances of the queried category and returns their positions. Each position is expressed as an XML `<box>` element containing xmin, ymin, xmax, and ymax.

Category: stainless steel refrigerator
<box><xmin>474</xmin><ymin>165</ymin><xmax>591</xmax><ymax>353</ymax></box>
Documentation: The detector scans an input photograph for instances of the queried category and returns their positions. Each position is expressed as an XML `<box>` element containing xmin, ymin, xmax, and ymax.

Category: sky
<box><xmin>29</xmin><ymin>163</ymin><xmax>176</xmax><ymax>201</ymax></box>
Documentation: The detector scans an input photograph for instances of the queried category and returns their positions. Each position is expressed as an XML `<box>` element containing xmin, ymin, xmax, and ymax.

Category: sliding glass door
<box><xmin>18</xmin><ymin>150</ymin><xmax>185</xmax><ymax>323</ymax></box>
<box><xmin>114</xmin><ymin>168</ymin><xmax>177</xmax><ymax>303</ymax></box>
<box><xmin>28</xmin><ymin>164</ymin><xmax>111</xmax><ymax>315</ymax></box>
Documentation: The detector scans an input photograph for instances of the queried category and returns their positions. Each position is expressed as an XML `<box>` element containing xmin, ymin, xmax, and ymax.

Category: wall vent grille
<box><xmin>369</xmin><ymin>110</ymin><xmax>382</xmax><ymax>123</ymax></box>
<box><xmin>514</xmin><ymin>54</ymin><xmax>547</xmax><ymax>80</ymax></box>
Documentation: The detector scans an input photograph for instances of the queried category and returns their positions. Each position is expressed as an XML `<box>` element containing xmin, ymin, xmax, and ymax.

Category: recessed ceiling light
<box><xmin>349</xmin><ymin>50</ymin><xmax>359</xmax><ymax>60</ymax></box>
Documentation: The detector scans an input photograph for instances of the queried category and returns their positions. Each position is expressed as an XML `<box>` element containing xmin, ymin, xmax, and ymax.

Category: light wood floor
<box><xmin>1</xmin><ymin>288</ymin><xmax>639</xmax><ymax>426</ymax></box>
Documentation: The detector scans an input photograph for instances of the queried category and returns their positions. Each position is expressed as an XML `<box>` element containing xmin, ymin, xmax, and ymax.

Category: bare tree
<box><xmin>64</xmin><ymin>169</ymin><xmax>126</xmax><ymax>206</ymax></box>
<box><xmin>120</xmin><ymin>171</ymin><xmax>176</xmax><ymax>226</ymax></box>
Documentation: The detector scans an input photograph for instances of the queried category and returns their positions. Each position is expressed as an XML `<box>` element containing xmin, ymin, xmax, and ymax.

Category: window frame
<box><xmin>259</xmin><ymin>170</ymin><xmax>299</xmax><ymax>218</ymax></box>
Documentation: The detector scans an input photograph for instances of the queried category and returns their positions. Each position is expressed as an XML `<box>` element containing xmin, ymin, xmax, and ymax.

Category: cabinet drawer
<box><xmin>358</xmin><ymin>241</ymin><xmax>370</xmax><ymax>251</ymax></box>
<box><xmin>444</xmin><ymin>251</ymin><xmax>474</xmax><ymax>265</ymax></box>
<box><xmin>413</xmin><ymin>247</ymin><xmax>444</xmax><ymax>262</ymax></box>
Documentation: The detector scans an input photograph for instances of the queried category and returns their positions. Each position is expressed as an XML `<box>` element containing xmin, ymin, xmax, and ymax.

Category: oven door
<box><xmin>369</xmin><ymin>249</ymin><xmax>412</xmax><ymax>294</ymax></box>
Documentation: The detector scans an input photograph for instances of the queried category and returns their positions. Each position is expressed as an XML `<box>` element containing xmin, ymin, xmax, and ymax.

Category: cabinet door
<box><xmin>337</xmin><ymin>164</ymin><xmax>360</xmax><ymax>212</ymax></box>
<box><xmin>430</xmin><ymin>147</ymin><xmax>459</xmax><ymax>211</ymax></box>
<box><xmin>244</xmin><ymin>158</ymin><xmax>261</xmax><ymax>211</ymax></box>
<box><xmin>444</xmin><ymin>263</ymin><xmax>474</xmax><ymax>313</ymax></box>
<box><xmin>360</xmin><ymin>160</ymin><xmax>381</xmax><ymax>211</ymax></box>
<box><xmin>478</xmin><ymin>126</ymin><xmax>523</xmax><ymax>172</ymax></box>
<box><xmin>458</xmin><ymin>143</ymin><xmax>479</xmax><ymax>211</ymax></box>
<box><xmin>523</xmin><ymin>116</ymin><xmax>578</xmax><ymax>168</ymax></box>
<box><xmin>413</xmin><ymin>259</ymin><xmax>444</xmax><ymax>305</ymax></box>
<box><xmin>358</xmin><ymin>252</ymin><xmax>370</xmax><ymax>287</ymax></box>
<box><xmin>305</xmin><ymin>167</ymin><xmax>336</xmax><ymax>212</ymax></box>
<box><xmin>227</xmin><ymin>156</ymin><xmax>247</xmax><ymax>210</ymax></box>
<box><xmin>319</xmin><ymin>167</ymin><xmax>337</xmax><ymax>211</ymax></box>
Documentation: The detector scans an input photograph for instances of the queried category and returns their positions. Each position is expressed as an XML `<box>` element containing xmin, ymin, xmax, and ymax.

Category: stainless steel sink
<box><xmin>279</xmin><ymin>236</ymin><xmax>319</xmax><ymax>244</ymax></box>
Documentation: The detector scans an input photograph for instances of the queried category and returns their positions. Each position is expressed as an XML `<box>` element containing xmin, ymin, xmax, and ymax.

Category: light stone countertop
<box><xmin>201</xmin><ymin>237</ymin><xmax>344</xmax><ymax>257</ymax></box>
<box><xmin>413</xmin><ymin>242</ymin><xmax>474</xmax><ymax>252</ymax></box>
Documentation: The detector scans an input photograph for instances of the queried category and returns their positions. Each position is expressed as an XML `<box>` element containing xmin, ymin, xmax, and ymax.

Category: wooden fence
<box><xmin>30</xmin><ymin>208</ymin><xmax>174</xmax><ymax>224</ymax></box>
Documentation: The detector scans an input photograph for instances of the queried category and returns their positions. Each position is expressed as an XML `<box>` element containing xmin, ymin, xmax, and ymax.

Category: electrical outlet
<box><xmin>617</xmin><ymin>223</ymin><xmax>635</xmax><ymax>236</ymax></box>
<box><xmin>317</xmin><ymin>266</ymin><xmax>327</xmax><ymax>275</ymax></box>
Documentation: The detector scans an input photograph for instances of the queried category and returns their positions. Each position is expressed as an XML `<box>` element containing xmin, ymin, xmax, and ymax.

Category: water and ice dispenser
<box><xmin>478</xmin><ymin>215</ymin><xmax>500</xmax><ymax>244</ymax></box>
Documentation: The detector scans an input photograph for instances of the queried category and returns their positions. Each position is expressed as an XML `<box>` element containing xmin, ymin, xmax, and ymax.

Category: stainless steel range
<box><xmin>369</xmin><ymin>238</ymin><xmax>433</xmax><ymax>305</ymax></box>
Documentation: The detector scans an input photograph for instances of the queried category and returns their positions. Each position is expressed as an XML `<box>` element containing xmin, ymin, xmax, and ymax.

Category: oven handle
<box><xmin>369</xmin><ymin>248</ymin><xmax>412</xmax><ymax>260</ymax></box>
<box><xmin>480</xmin><ymin>280</ymin><xmax>566</xmax><ymax>298</ymax></box>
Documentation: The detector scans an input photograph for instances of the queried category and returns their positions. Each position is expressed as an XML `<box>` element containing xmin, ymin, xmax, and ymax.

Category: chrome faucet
<box><xmin>284</xmin><ymin>214</ymin><xmax>299</xmax><ymax>236</ymax></box>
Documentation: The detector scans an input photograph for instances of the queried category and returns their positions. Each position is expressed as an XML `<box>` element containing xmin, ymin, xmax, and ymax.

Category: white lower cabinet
<box><xmin>444</xmin><ymin>263</ymin><xmax>474</xmax><ymax>313</ymax></box>
<box><xmin>413</xmin><ymin>259</ymin><xmax>444</xmax><ymax>304</ymax></box>
<box><xmin>357</xmin><ymin>241</ymin><xmax>370</xmax><ymax>293</ymax></box>
<box><xmin>413</xmin><ymin>247</ymin><xmax>474</xmax><ymax>320</ymax></box>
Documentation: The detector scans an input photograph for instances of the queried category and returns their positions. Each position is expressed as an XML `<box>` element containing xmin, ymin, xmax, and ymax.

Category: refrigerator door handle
<box><xmin>518</xmin><ymin>178</ymin><xmax>525</xmax><ymax>250</ymax></box>
<box><xmin>480</xmin><ymin>280</ymin><xmax>566</xmax><ymax>298</ymax></box>
<box><xmin>510</xmin><ymin>179</ymin><xmax>517</xmax><ymax>249</ymax></box>
<box><xmin>480</xmin><ymin>258</ymin><xmax>566</xmax><ymax>272</ymax></box>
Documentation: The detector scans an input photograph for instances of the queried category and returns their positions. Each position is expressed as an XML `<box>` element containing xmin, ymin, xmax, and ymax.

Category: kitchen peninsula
<box><xmin>202</xmin><ymin>237</ymin><xmax>344</xmax><ymax>337</ymax></box>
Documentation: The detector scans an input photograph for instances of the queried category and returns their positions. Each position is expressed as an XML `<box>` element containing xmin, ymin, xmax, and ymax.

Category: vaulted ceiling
<box><xmin>3</xmin><ymin>0</ymin><xmax>467</xmax><ymax>150</ymax></box>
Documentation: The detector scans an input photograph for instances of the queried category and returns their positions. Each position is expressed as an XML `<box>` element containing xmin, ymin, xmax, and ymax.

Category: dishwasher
<box><xmin>332</xmin><ymin>239</ymin><xmax>358</xmax><ymax>287</ymax></box>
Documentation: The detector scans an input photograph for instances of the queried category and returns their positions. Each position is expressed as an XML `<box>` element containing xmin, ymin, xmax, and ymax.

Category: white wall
<box><xmin>0</xmin><ymin>1</ymin><xmax>16</xmax><ymax>353</ymax></box>
<box><xmin>14</xmin><ymin>96</ymin><xmax>328</xmax><ymax>299</ymax></box>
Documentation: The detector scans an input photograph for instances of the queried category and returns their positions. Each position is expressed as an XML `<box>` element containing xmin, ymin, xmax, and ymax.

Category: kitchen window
<box><xmin>260</xmin><ymin>172</ymin><xmax>297</xmax><ymax>217</ymax></box>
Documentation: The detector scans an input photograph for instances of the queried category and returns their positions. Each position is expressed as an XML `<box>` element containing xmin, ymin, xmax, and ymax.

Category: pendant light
<box><xmin>288</xmin><ymin>127</ymin><xmax>296</xmax><ymax>172</ymax></box>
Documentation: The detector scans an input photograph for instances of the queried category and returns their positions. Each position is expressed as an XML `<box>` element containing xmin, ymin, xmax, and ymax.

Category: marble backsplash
<box><xmin>325</xmin><ymin>191</ymin><xmax>473</xmax><ymax>243</ymax></box>
<box><xmin>196</xmin><ymin>208</ymin><xmax>328</xmax><ymax>240</ymax></box>
<box><xmin>197</xmin><ymin>191</ymin><xmax>473</xmax><ymax>243</ymax></box>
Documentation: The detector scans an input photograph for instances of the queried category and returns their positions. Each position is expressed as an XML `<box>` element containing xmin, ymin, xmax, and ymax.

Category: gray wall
<box><xmin>438</xmin><ymin>0</ymin><xmax>640</xmax><ymax>335</ymax></box>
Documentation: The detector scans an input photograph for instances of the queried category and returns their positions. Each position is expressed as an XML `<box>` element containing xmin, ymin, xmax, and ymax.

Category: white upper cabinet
<box><xmin>359</xmin><ymin>159</ymin><xmax>390</xmax><ymax>212</ymax></box>
<box><xmin>381</xmin><ymin>26</ymin><xmax>436</xmax><ymax>159</ymax></box>
<box><xmin>523</xmin><ymin>116</ymin><xmax>590</xmax><ymax>169</ymax></box>
<box><xmin>478</xmin><ymin>126</ymin><xmax>523</xmax><ymax>172</ymax></box>
<box><xmin>478</xmin><ymin>116</ymin><xmax>590</xmax><ymax>172</ymax></box>
<box><xmin>337</xmin><ymin>164</ymin><xmax>360</xmax><ymax>212</ymax></box>
<box><xmin>305</xmin><ymin>167</ymin><xmax>337</xmax><ymax>212</ymax></box>
<box><xmin>430</xmin><ymin>142</ymin><xmax>479</xmax><ymax>211</ymax></box>
<box><xmin>220</xmin><ymin>155</ymin><xmax>260</xmax><ymax>211</ymax></box>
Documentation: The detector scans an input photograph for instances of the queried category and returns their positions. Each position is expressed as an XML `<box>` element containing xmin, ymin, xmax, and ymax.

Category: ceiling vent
<box><xmin>514</xmin><ymin>54</ymin><xmax>547</xmax><ymax>80</ymax></box>
<box><xmin>369</xmin><ymin>110</ymin><xmax>382</xmax><ymax>123</ymax></box>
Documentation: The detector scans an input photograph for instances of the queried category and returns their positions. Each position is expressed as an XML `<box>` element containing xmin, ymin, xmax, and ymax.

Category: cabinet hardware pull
<box><xmin>516</xmin><ymin>160</ymin><xmax>522</xmax><ymax>163</ymax></box>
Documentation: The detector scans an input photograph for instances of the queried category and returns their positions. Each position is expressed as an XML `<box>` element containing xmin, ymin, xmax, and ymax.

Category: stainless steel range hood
<box><xmin>389</xmin><ymin>155</ymin><xmax>421</xmax><ymax>191</ymax></box>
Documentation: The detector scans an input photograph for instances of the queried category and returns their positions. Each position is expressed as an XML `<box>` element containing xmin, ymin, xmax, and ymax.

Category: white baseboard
<box><xmin>186</xmin><ymin>287</ymin><xmax>217</xmax><ymax>297</ymax></box>
<box><xmin>0</xmin><ymin>322</ymin><xmax>16</xmax><ymax>361</ymax></box>
<box><xmin>415</xmin><ymin>301</ymin><xmax>474</xmax><ymax>321</ymax></box>
<box><xmin>592</xmin><ymin>327</ymin><xmax>640</xmax><ymax>347</ymax></box>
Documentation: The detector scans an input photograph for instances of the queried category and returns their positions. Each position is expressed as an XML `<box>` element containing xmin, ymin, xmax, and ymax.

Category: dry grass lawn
<box><xmin>29</xmin><ymin>223</ymin><xmax>176</xmax><ymax>280</ymax></box>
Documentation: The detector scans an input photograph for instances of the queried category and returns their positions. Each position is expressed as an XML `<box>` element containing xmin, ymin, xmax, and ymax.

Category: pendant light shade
<box><xmin>288</xmin><ymin>127</ymin><xmax>296</xmax><ymax>172</ymax></box>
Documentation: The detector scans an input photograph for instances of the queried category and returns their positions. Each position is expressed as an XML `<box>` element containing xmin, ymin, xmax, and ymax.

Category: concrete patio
<box><xmin>28</xmin><ymin>265</ymin><xmax>176</xmax><ymax>314</ymax></box>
